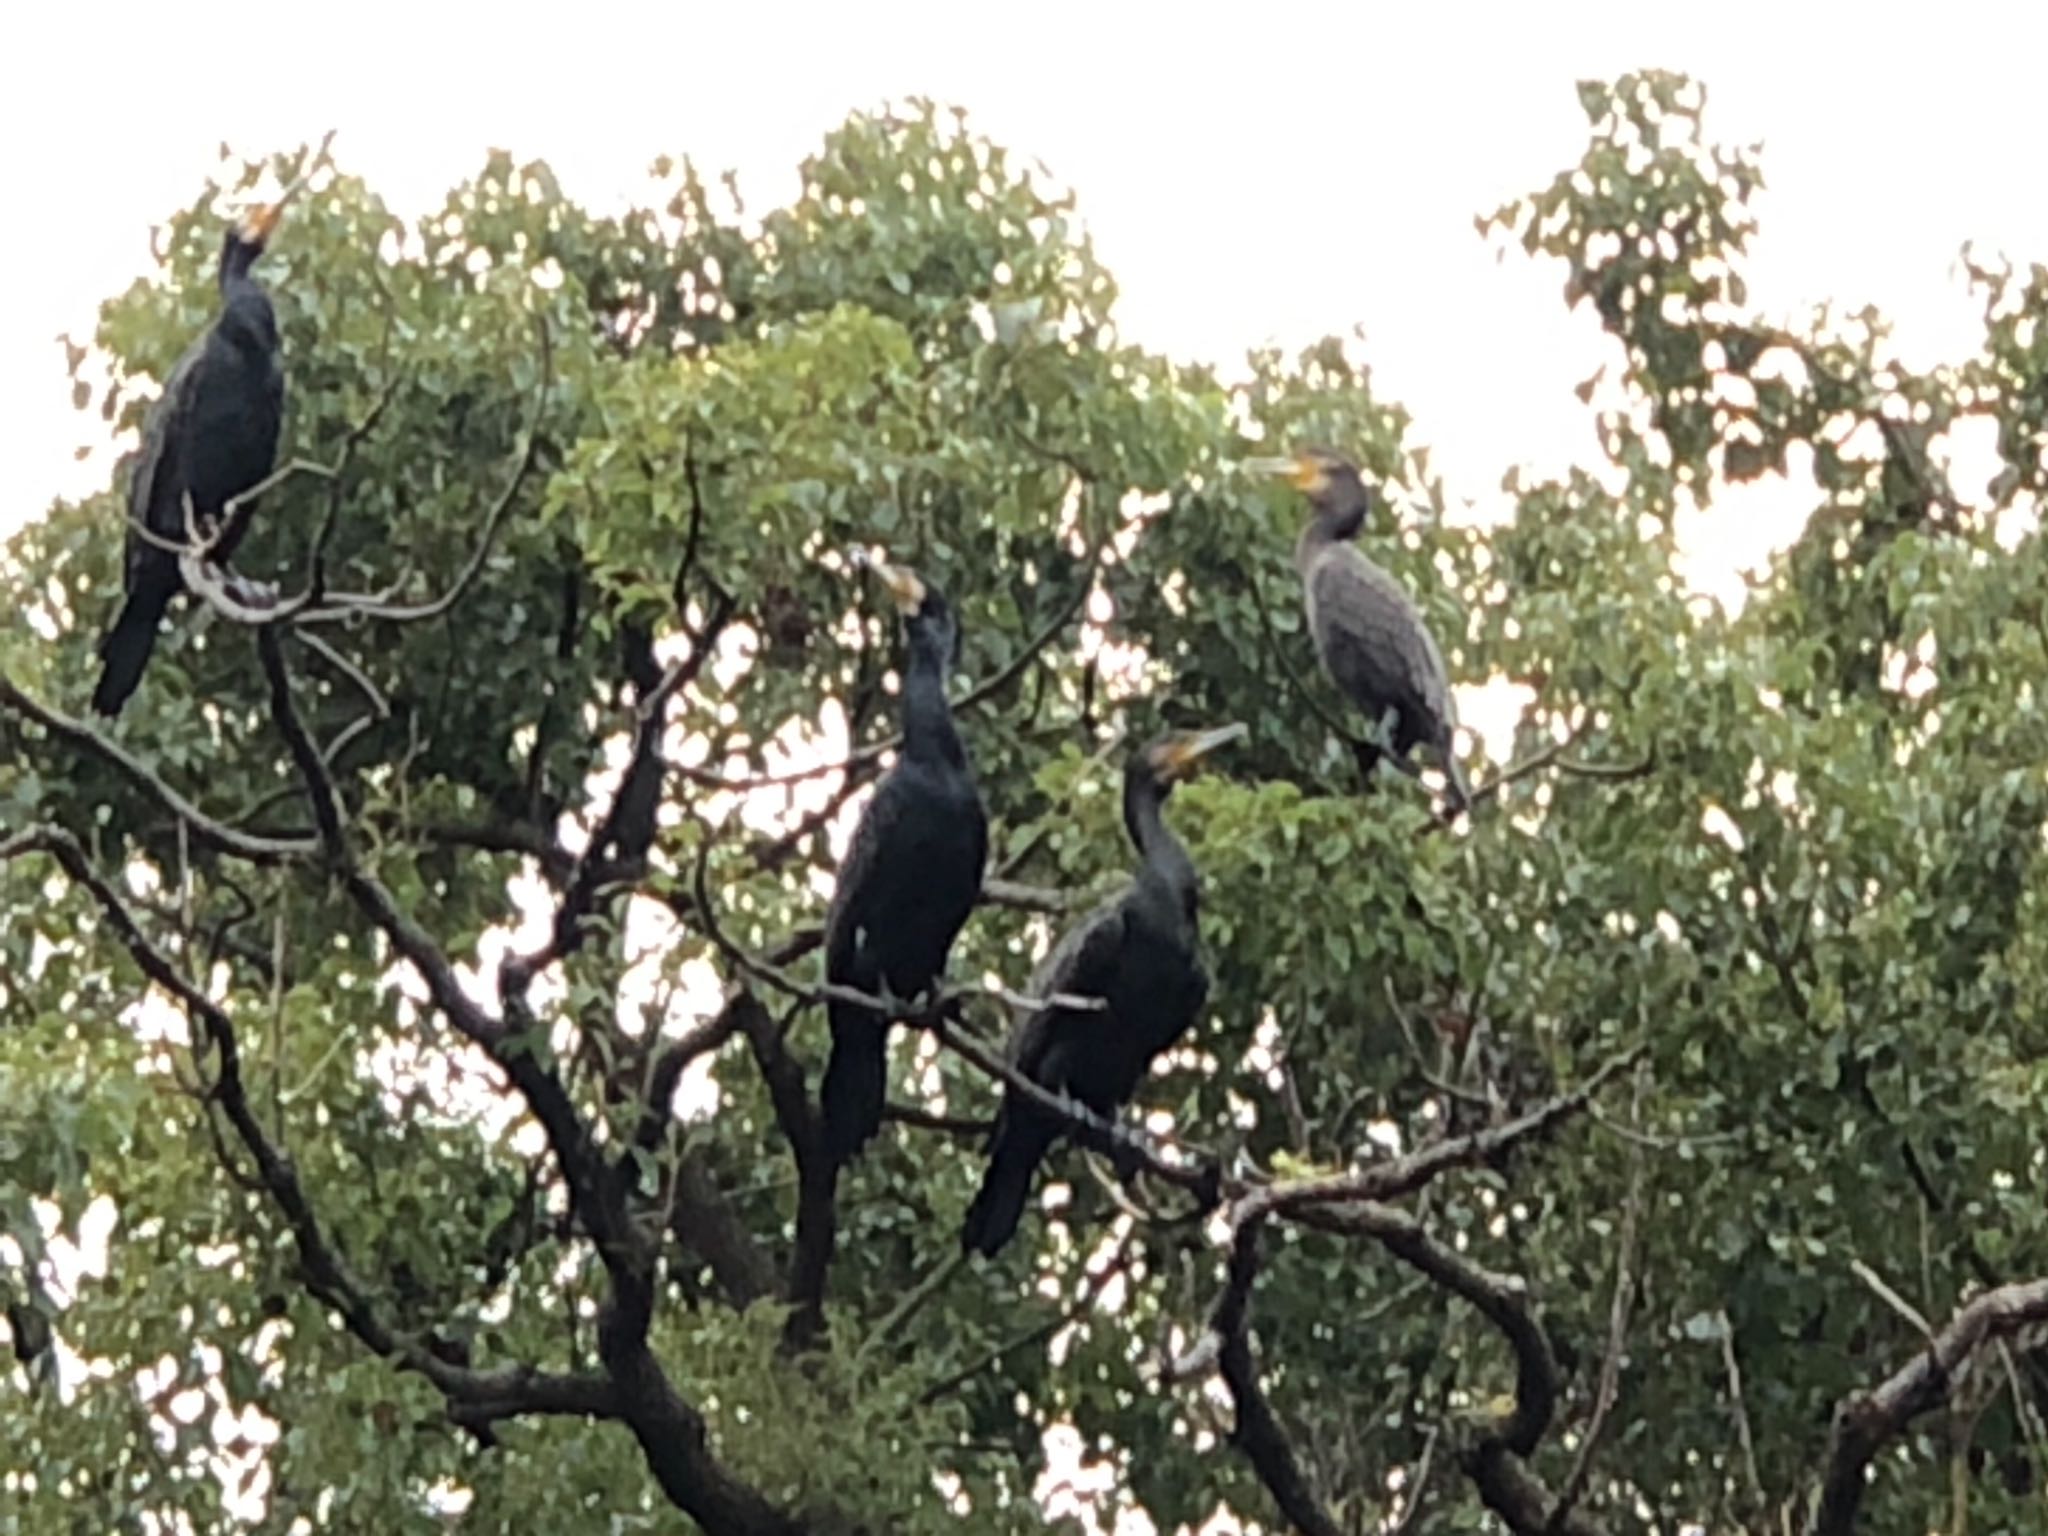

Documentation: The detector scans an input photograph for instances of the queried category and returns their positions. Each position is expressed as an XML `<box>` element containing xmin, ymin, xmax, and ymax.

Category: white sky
<box><xmin>5</xmin><ymin>0</ymin><xmax>2046</xmax><ymax>564</ymax></box>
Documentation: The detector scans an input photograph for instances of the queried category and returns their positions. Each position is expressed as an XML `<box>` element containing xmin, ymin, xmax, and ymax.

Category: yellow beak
<box><xmin>1160</xmin><ymin>722</ymin><xmax>1248</xmax><ymax>776</ymax></box>
<box><xmin>858</xmin><ymin>553</ymin><xmax>927</xmax><ymax>615</ymax></box>
<box><xmin>239</xmin><ymin>202</ymin><xmax>285</xmax><ymax>245</ymax></box>
<box><xmin>1244</xmin><ymin>454</ymin><xmax>1326</xmax><ymax>493</ymax></box>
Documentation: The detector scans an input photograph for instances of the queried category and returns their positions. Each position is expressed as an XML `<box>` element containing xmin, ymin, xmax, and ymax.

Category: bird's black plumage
<box><xmin>92</xmin><ymin>207</ymin><xmax>287</xmax><ymax>717</ymax></box>
<box><xmin>1263</xmin><ymin>449</ymin><xmax>1470</xmax><ymax>814</ymax></box>
<box><xmin>820</xmin><ymin>561</ymin><xmax>988</xmax><ymax>1165</ymax></box>
<box><xmin>961</xmin><ymin>724</ymin><xmax>1242</xmax><ymax>1257</ymax></box>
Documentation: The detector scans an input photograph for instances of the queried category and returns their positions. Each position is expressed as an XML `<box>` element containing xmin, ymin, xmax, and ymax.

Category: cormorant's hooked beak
<box><xmin>854</xmin><ymin>551</ymin><xmax>927</xmax><ymax>616</ymax></box>
<box><xmin>1244</xmin><ymin>453</ymin><xmax>1330</xmax><ymax>494</ymax></box>
<box><xmin>234</xmin><ymin>129</ymin><xmax>337</xmax><ymax>248</ymax></box>
<box><xmin>1157</xmin><ymin>722</ymin><xmax>1248</xmax><ymax>779</ymax></box>
<box><xmin>237</xmin><ymin>202</ymin><xmax>286</xmax><ymax>246</ymax></box>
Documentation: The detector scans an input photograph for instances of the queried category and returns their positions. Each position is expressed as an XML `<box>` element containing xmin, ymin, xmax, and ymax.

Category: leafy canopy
<box><xmin>2</xmin><ymin>72</ymin><xmax>2046</xmax><ymax>1536</ymax></box>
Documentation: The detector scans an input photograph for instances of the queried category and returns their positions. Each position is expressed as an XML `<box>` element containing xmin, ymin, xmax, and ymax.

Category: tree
<box><xmin>2</xmin><ymin>71</ymin><xmax>2045</xmax><ymax>1535</ymax></box>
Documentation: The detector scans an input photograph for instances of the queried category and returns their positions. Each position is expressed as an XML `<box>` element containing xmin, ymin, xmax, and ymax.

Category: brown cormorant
<box><xmin>1252</xmin><ymin>448</ymin><xmax>1470</xmax><ymax>814</ymax></box>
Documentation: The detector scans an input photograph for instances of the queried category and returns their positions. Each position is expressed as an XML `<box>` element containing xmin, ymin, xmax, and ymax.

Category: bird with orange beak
<box><xmin>1248</xmin><ymin>448</ymin><xmax>1471</xmax><ymax>815</ymax></box>
<box><xmin>92</xmin><ymin>193</ymin><xmax>297</xmax><ymax>716</ymax></box>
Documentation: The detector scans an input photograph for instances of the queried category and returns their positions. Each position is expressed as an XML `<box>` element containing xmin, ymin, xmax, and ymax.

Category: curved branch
<box><xmin>1210</xmin><ymin>1219</ymin><xmax>1345</xmax><ymax>1536</ymax></box>
<box><xmin>0</xmin><ymin>826</ymin><xmax>605</xmax><ymax>1430</ymax></box>
<box><xmin>1323</xmin><ymin>1201</ymin><xmax>1604</xmax><ymax>1536</ymax></box>
<box><xmin>295</xmin><ymin>316</ymin><xmax>551</xmax><ymax>628</ymax></box>
<box><xmin>0</xmin><ymin>672</ymin><xmax>316</xmax><ymax>863</ymax></box>
<box><xmin>1811</xmin><ymin>1276</ymin><xmax>2048</xmax><ymax>1536</ymax></box>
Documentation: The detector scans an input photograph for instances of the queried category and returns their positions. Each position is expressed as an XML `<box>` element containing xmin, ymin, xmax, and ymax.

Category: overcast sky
<box><xmin>6</xmin><ymin>0</ymin><xmax>2045</xmax><ymax>580</ymax></box>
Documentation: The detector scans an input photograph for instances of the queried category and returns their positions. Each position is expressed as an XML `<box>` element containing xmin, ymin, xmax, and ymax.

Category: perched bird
<box><xmin>961</xmin><ymin>724</ymin><xmax>1244</xmax><ymax>1257</ymax></box>
<box><xmin>92</xmin><ymin>200</ymin><xmax>291</xmax><ymax>716</ymax></box>
<box><xmin>821</xmin><ymin>556</ymin><xmax>988</xmax><ymax>1165</ymax></box>
<box><xmin>1252</xmin><ymin>448</ymin><xmax>1470</xmax><ymax>815</ymax></box>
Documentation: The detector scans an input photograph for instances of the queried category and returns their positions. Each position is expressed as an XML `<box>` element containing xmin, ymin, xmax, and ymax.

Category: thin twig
<box><xmin>1548</xmin><ymin>1067</ymin><xmax>1647</xmax><ymax>1531</ymax></box>
<box><xmin>294</xmin><ymin>316</ymin><xmax>551</xmax><ymax>628</ymax></box>
<box><xmin>918</xmin><ymin>1231</ymin><xmax>1138</xmax><ymax>1406</ymax></box>
<box><xmin>1720</xmin><ymin>1317</ymin><xmax>1768</xmax><ymax>1517</ymax></box>
<box><xmin>672</xmin><ymin>530</ymin><xmax>1106</xmax><ymax>795</ymax></box>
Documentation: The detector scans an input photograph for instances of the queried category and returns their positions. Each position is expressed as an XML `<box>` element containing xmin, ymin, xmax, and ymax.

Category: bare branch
<box><xmin>1230</xmin><ymin>1047</ymin><xmax>1642</xmax><ymax>1229</ymax></box>
<box><xmin>1811</xmin><ymin>1276</ymin><xmax>2048</xmax><ymax>1536</ymax></box>
<box><xmin>0</xmin><ymin>826</ymin><xmax>607</xmax><ymax>1431</ymax></box>
<box><xmin>883</xmin><ymin>1102</ymin><xmax>992</xmax><ymax>1139</ymax></box>
<box><xmin>0</xmin><ymin>671</ymin><xmax>316</xmax><ymax>863</ymax></box>
<box><xmin>980</xmin><ymin>876</ymin><xmax>1077</xmax><ymax>913</ymax></box>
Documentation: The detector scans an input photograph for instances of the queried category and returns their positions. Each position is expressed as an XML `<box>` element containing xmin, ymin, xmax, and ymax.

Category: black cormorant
<box><xmin>961</xmin><ymin>723</ymin><xmax>1243</xmax><ymax>1257</ymax></box>
<box><xmin>92</xmin><ymin>200</ymin><xmax>290</xmax><ymax>716</ymax></box>
<box><xmin>1252</xmin><ymin>448</ymin><xmax>1470</xmax><ymax>814</ymax></box>
<box><xmin>821</xmin><ymin>557</ymin><xmax>988</xmax><ymax>1164</ymax></box>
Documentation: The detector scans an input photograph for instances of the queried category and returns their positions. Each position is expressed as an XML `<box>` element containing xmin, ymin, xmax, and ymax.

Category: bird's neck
<box><xmin>1124</xmin><ymin>775</ymin><xmax>1196</xmax><ymax>921</ymax></box>
<box><xmin>218</xmin><ymin>234</ymin><xmax>264</xmax><ymax>292</ymax></box>
<box><xmin>899</xmin><ymin>629</ymin><xmax>966</xmax><ymax>769</ymax></box>
<box><xmin>1298</xmin><ymin>501</ymin><xmax>1365</xmax><ymax>556</ymax></box>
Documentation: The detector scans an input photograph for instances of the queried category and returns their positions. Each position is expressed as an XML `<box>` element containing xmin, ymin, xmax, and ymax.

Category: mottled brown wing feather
<box><xmin>1306</xmin><ymin>544</ymin><xmax>1456</xmax><ymax>740</ymax></box>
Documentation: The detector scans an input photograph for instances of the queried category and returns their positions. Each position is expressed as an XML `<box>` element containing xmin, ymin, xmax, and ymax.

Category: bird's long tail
<box><xmin>821</xmin><ymin>1005</ymin><xmax>887</xmax><ymax>1165</ymax></box>
<box><xmin>91</xmin><ymin>585</ymin><xmax>172</xmax><ymax>718</ymax></box>
<box><xmin>961</xmin><ymin>1110</ymin><xmax>1056</xmax><ymax>1257</ymax></box>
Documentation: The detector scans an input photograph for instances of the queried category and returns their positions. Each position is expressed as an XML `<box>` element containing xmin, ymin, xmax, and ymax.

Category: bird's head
<box><xmin>858</xmin><ymin>551</ymin><xmax>959</xmax><ymax>663</ymax></box>
<box><xmin>1246</xmin><ymin>447</ymin><xmax>1372</xmax><ymax>536</ymax></box>
<box><xmin>238</xmin><ymin>200</ymin><xmax>287</xmax><ymax>251</ymax></box>
<box><xmin>1136</xmin><ymin>722</ymin><xmax>1248</xmax><ymax>792</ymax></box>
<box><xmin>220</xmin><ymin>200</ymin><xmax>288</xmax><ymax>284</ymax></box>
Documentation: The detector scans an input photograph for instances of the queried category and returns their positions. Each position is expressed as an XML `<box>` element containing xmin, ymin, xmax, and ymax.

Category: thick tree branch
<box><xmin>1319</xmin><ymin>1202</ymin><xmax>1604</xmax><ymax>1536</ymax></box>
<box><xmin>738</xmin><ymin>1000</ymin><xmax>839</xmax><ymax>1354</ymax></box>
<box><xmin>251</xmin><ymin>634</ymin><xmax>816</xmax><ymax>1534</ymax></box>
<box><xmin>668</xmin><ymin>1153</ymin><xmax>779</xmax><ymax>1311</ymax></box>
<box><xmin>1810</xmin><ymin>1276</ymin><xmax>2048</xmax><ymax>1536</ymax></box>
<box><xmin>1209</xmin><ymin>1219</ymin><xmax>1345</xmax><ymax>1536</ymax></box>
